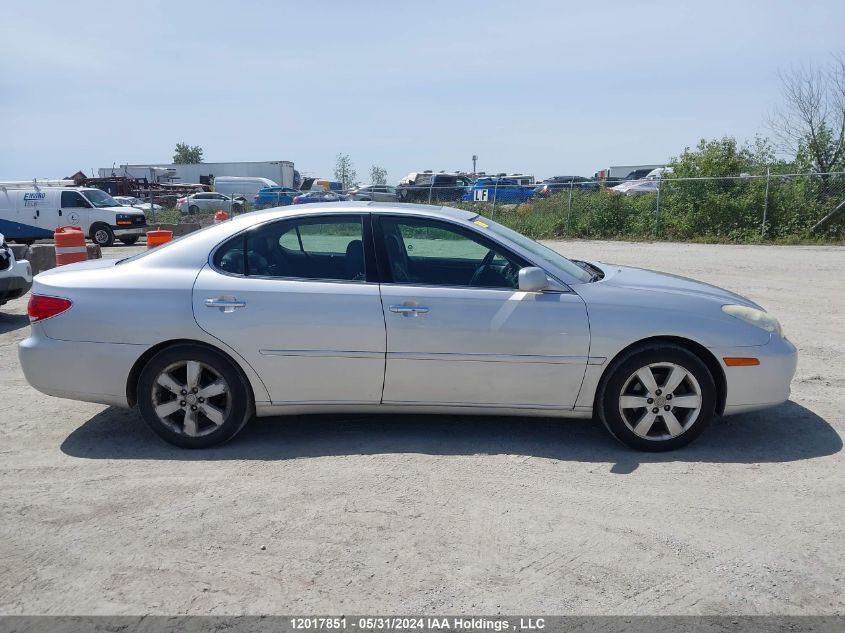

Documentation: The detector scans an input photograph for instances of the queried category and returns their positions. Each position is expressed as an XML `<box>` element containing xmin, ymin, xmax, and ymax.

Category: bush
<box><xmin>453</xmin><ymin>175</ymin><xmax>845</xmax><ymax>244</ymax></box>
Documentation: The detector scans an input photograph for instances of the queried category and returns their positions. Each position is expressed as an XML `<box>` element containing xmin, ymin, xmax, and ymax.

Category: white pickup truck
<box><xmin>0</xmin><ymin>233</ymin><xmax>33</xmax><ymax>307</ymax></box>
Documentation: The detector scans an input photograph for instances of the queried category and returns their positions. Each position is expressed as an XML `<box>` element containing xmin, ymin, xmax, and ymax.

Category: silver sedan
<box><xmin>19</xmin><ymin>203</ymin><xmax>797</xmax><ymax>451</ymax></box>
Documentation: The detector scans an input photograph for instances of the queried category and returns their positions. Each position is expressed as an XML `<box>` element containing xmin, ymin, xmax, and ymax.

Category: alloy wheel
<box><xmin>150</xmin><ymin>360</ymin><xmax>232</xmax><ymax>437</ymax></box>
<box><xmin>618</xmin><ymin>362</ymin><xmax>702</xmax><ymax>440</ymax></box>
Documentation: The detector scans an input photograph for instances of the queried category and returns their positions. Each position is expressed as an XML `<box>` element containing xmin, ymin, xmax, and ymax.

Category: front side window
<box><xmin>214</xmin><ymin>215</ymin><xmax>366</xmax><ymax>281</ymax></box>
<box><xmin>379</xmin><ymin>216</ymin><xmax>524</xmax><ymax>289</ymax></box>
<box><xmin>82</xmin><ymin>189</ymin><xmax>119</xmax><ymax>208</ymax></box>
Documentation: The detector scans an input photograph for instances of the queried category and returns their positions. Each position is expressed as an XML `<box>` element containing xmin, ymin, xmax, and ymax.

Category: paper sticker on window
<box><xmin>473</xmin><ymin>220</ymin><xmax>489</xmax><ymax>228</ymax></box>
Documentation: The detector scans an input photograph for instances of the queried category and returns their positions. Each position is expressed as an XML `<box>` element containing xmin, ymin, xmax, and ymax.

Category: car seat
<box><xmin>345</xmin><ymin>239</ymin><xmax>365</xmax><ymax>280</ymax></box>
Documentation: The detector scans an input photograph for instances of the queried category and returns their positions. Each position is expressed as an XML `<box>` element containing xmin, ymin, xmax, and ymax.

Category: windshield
<box><xmin>83</xmin><ymin>189</ymin><xmax>120</xmax><ymax>208</ymax></box>
<box><xmin>477</xmin><ymin>216</ymin><xmax>593</xmax><ymax>283</ymax></box>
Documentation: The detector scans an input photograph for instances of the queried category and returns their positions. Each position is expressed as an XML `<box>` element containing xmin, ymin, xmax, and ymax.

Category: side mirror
<box><xmin>518</xmin><ymin>267</ymin><xmax>549</xmax><ymax>292</ymax></box>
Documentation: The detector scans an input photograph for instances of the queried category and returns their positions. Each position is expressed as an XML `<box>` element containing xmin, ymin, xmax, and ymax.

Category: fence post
<box><xmin>654</xmin><ymin>177</ymin><xmax>663</xmax><ymax>237</ymax></box>
<box><xmin>566</xmin><ymin>179</ymin><xmax>574</xmax><ymax>235</ymax></box>
<box><xmin>491</xmin><ymin>179</ymin><xmax>499</xmax><ymax>216</ymax></box>
<box><xmin>761</xmin><ymin>167</ymin><xmax>771</xmax><ymax>238</ymax></box>
<box><xmin>148</xmin><ymin>189</ymin><xmax>156</xmax><ymax>224</ymax></box>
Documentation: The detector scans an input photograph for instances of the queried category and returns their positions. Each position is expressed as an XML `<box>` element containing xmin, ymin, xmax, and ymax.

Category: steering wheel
<box><xmin>469</xmin><ymin>249</ymin><xmax>496</xmax><ymax>287</ymax></box>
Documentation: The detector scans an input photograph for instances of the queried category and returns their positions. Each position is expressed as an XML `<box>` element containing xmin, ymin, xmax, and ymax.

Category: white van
<box><xmin>212</xmin><ymin>176</ymin><xmax>278</xmax><ymax>200</ymax></box>
<box><xmin>0</xmin><ymin>184</ymin><xmax>148</xmax><ymax>247</ymax></box>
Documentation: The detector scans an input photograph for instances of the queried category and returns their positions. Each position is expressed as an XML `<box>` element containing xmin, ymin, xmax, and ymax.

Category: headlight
<box><xmin>722</xmin><ymin>304</ymin><xmax>782</xmax><ymax>336</ymax></box>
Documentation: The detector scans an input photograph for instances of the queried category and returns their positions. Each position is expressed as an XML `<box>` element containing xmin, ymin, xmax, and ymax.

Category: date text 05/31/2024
<box><xmin>290</xmin><ymin>617</ymin><xmax>546</xmax><ymax>630</ymax></box>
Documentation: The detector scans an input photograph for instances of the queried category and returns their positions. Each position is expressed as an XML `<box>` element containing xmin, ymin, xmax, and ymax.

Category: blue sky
<box><xmin>2</xmin><ymin>1</ymin><xmax>843</xmax><ymax>183</ymax></box>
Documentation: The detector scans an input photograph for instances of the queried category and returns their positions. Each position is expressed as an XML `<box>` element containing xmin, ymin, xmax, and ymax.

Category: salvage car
<box><xmin>19</xmin><ymin>203</ymin><xmax>796</xmax><ymax>451</ymax></box>
<box><xmin>177</xmin><ymin>193</ymin><xmax>245</xmax><ymax>215</ymax></box>
<box><xmin>291</xmin><ymin>190</ymin><xmax>349</xmax><ymax>204</ymax></box>
<box><xmin>463</xmin><ymin>178</ymin><xmax>536</xmax><ymax>204</ymax></box>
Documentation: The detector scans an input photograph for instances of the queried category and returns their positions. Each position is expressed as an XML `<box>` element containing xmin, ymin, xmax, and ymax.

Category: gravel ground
<box><xmin>0</xmin><ymin>240</ymin><xmax>842</xmax><ymax>615</ymax></box>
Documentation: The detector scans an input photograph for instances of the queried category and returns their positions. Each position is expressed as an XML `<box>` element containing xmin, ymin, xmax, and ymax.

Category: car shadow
<box><xmin>60</xmin><ymin>400</ymin><xmax>841</xmax><ymax>469</ymax></box>
<box><xmin>0</xmin><ymin>312</ymin><xmax>29</xmax><ymax>335</ymax></box>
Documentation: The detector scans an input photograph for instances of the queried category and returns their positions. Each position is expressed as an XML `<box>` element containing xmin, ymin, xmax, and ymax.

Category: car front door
<box><xmin>375</xmin><ymin>214</ymin><xmax>590</xmax><ymax>409</ymax></box>
<box><xmin>192</xmin><ymin>213</ymin><xmax>386</xmax><ymax>405</ymax></box>
<box><xmin>59</xmin><ymin>190</ymin><xmax>91</xmax><ymax>233</ymax></box>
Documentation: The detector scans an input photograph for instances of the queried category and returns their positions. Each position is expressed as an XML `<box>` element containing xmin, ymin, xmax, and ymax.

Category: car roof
<box><xmin>231</xmin><ymin>201</ymin><xmax>475</xmax><ymax>222</ymax></box>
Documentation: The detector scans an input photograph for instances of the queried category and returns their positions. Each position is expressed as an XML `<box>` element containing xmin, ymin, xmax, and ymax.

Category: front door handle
<box><xmin>205</xmin><ymin>297</ymin><xmax>246</xmax><ymax>313</ymax></box>
<box><xmin>389</xmin><ymin>304</ymin><xmax>430</xmax><ymax>317</ymax></box>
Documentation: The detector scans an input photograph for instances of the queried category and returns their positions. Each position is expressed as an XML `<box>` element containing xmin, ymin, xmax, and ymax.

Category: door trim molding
<box><xmin>387</xmin><ymin>351</ymin><xmax>589</xmax><ymax>364</ymax></box>
<box><xmin>259</xmin><ymin>349</ymin><xmax>383</xmax><ymax>359</ymax></box>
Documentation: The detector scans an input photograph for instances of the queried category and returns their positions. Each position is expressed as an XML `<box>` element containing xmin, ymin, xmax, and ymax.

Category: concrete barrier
<box><xmin>28</xmin><ymin>243</ymin><xmax>103</xmax><ymax>275</ymax></box>
<box><xmin>147</xmin><ymin>223</ymin><xmax>201</xmax><ymax>238</ymax></box>
<box><xmin>87</xmin><ymin>244</ymin><xmax>102</xmax><ymax>260</ymax></box>
<box><xmin>29</xmin><ymin>245</ymin><xmax>55</xmax><ymax>275</ymax></box>
<box><xmin>9</xmin><ymin>244</ymin><xmax>32</xmax><ymax>262</ymax></box>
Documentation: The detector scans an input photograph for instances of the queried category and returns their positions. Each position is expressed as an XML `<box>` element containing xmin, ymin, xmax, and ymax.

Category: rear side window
<box><xmin>213</xmin><ymin>216</ymin><xmax>366</xmax><ymax>281</ymax></box>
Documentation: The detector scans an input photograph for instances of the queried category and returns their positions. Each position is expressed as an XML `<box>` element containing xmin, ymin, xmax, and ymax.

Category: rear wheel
<box><xmin>597</xmin><ymin>344</ymin><xmax>716</xmax><ymax>451</ymax></box>
<box><xmin>90</xmin><ymin>223</ymin><xmax>114</xmax><ymax>247</ymax></box>
<box><xmin>137</xmin><ymin>345</ymin><xmax>254</xmax><ymax>448</ymax></box>
<box><xmin>188</xmin><ymin>205</ymin><xmax>199</xmax><ymax>214</ymax></box>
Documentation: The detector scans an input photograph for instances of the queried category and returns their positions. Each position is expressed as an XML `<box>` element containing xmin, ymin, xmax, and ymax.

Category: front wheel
<box><xmin>90</xmin><ymin>223</ymin><xmax>114</xmax><ymax>247</ymax></box>
<box><xmin>596</xmin><ymin>344</ymin><xmax>716</xmax><ymax>451</ymax></box>
<box><xmin>137</xmin><ymin>345</ymin><xmax>254</xmax><ymax>448</ymax></box>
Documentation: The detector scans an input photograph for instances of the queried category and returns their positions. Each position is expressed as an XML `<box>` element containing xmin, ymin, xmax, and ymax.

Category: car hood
<box><xmin>588</xmin><ymin>262</ymin><xmax>762</xmax><ymax>310</ymax></box>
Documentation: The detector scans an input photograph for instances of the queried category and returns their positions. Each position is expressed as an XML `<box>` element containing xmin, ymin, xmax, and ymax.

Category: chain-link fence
<box><xmin>146</xmin><ymin>172</ymin><xmax>845</xmax><ymax>242</ymax></box>
<box><xmin>378</xmin><ymin>172</ymin><xmax>845</xmax><ymax>241</ymax></box>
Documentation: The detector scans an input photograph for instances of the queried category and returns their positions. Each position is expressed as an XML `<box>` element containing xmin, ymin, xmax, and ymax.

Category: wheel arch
<box><xmin>126</xmin><ymin>338</ymin><xmax>258</xmax><ymax>408</ymax></box>
<box><xmin>596</xmin><ymin>336</ymin><xmax>727</xmax><ymax>415</ymax></box>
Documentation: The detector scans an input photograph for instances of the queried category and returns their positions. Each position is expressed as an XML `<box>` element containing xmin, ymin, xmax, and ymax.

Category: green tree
<box><xmin>334</xmin><ymin>153</ymin><xmax>358</xmax><ymax>189</ymax></box>
<box><xmin>173</xmin><ymin>143</ymin><xmax>204</xmax><ymax>164</ymax></box>
<box><xmin>369</xmin><ymin>165</ymin><xmax>387</xmax><ymax>185</ymax></box>
<box><xmin>669</xmin><ymin>136</ymin><xmax>781</xmax><ymax>178</ymax></box>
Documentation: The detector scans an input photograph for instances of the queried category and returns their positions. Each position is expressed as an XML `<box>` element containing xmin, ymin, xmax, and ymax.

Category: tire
<box><xmin>119</xmin><ymin>236</ymin><xmax>139</xmax><ymax>246</ymax></box>
<box><xmin>188</xmin><ymin>205</ymin><xmax>199</xmax><ymax>214</ymax></box>
<box><xmin>232</xmin><ymin>203</ymin><xmax>244</xmax><ymax>214</ymax></box>
<box><xmin>90</xmin><ymin>223</ymin><xmax>114</xmax><ymax>247</ymax></box>
<box><xmin>596</xmin><ymin>343</ymin><xmax>716</xmax><ymax>451</ymax></box>
<box><xmin>137</xmin><ymin>344</ymin><xmax>254</xmax><ymax>448</ymax></box>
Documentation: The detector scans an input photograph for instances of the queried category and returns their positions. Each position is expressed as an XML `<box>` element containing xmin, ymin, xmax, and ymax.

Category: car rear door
<box><xmin>375</xmin><ymin>214</ymin><xmax>590</xmax><ymax>409</ymax></box>
<box><xmin>192</xmin><ymin>213</ymin><xmax>386</xmax><ymax>405</ymax></box>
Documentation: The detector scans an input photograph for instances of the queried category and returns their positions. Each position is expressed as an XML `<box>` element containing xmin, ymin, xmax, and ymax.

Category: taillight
<box><xmin>28</xmin><ymin>294</ymin><xmax>72</xmax><ymax>322</ymax></box>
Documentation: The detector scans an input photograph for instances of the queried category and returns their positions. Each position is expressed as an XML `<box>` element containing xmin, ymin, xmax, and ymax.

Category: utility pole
<box><xmin>472</xmin><ymin>154</ymin><xmax>477</xmax><ymax>177</ymax></box>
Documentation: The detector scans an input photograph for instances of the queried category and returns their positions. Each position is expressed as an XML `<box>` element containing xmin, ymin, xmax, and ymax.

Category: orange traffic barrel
<box><xmin>214</xmin><ymin>210</ymin><xmax>229</xmax><ymax>223</ymax></box>
<box><xmin>146</xmin><ymin>228</ymin><xmax>173</xmax><ymax>249</ymax></box>
<box><xmin>54</xmin><ymin>226</ymin><xmax>88</xmax><ymax>266</ymax></box>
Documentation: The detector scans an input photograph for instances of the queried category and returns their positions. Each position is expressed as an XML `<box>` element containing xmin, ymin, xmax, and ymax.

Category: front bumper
<box><xmin>112</xmin><ymin>225</ymin><xmax>148</xmax><ymax>238</ymax></box>
<box><xmin>713</xmin><ymin>334</ymin><xmax>798</xmax><ymax>415</ymax></box>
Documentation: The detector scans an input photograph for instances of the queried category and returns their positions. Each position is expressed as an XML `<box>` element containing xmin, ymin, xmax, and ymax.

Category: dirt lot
<box><xmin>0</xmin><ymin>240</ymin><xmax>843</xmax><ymax>615</ymax></box>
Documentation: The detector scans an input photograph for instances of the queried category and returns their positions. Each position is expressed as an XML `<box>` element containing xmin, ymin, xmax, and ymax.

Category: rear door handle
<box><xmin>389</xmin><ymin>304</ymin><xmax>429</xmax><ymax>317</ymax></box>
<box><xmin>205</xmin><ymin>297</ymin><xmax>246</xmax><ymax>313</ymax></box>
